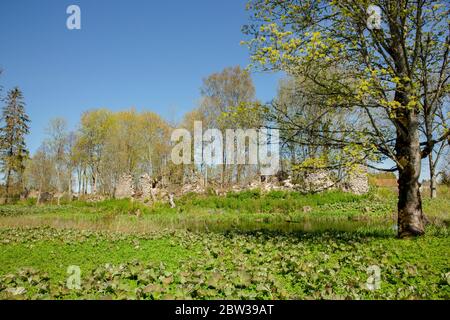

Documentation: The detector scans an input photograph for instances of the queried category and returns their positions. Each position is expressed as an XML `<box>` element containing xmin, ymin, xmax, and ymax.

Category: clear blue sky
<box><xmin>0</xmin><ymin>0</ymin><xmax>282</xmax><ymax>154</ymax></box>
<box><xmin>0</xmin><ymin>0</ymin><xmax>436</xmax><ymax>180</ymax></box>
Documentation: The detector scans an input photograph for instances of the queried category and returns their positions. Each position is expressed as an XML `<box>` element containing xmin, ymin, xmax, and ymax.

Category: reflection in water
<box><xmin>164</xmin><ymin>216</ymin><xmax>393</xmax><ymax>234</ymax></box>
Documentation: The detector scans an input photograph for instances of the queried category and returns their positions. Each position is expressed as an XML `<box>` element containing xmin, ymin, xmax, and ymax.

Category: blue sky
<box><xmin>0</xmin><ymin>0</ymin><xmax>282</xmax><ymax>154</ymax></box>
<box><xmin>0</xmin><ymin>0</ymin><xmax>438</xmax><ymax>180</ymax></box>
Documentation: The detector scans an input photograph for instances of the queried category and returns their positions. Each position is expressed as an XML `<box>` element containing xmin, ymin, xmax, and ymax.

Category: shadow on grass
<box><xmin>185</xmin><ymin>219</ymin><xmax>449</xmax><ymax>240</ymax></box>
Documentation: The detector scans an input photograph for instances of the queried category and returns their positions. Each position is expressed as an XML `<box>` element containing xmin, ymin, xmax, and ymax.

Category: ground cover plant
<box><xmin>0</xmin><ymin>188</ymin><xmax>448</xmax><ymax>300</ymax></box>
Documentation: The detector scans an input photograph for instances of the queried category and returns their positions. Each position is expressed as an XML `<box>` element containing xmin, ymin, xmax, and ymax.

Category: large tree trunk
<box><xmin>396</xmin><ymin>111</ymin><xmax>426</xmax><ymax>238</ymax></box>
<box><xmin>397</xmin><ymin>165</ymin><xmax>425</xmax><ymax>238</ymax></box>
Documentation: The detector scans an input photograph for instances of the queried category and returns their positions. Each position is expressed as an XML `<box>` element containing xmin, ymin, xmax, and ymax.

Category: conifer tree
<box><xmin>0</xmin><ymin>87</ymin><xmax>30</xmax><ymax>198</ymax></box>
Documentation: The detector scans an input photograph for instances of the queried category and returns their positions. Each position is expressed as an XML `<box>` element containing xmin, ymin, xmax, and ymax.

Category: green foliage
<box><xmin>76</xmin><ymin>198</ymin><xmax>152</xmax><ymax>216</ymax></box>
<box><xmin>178</xmin><ymin>189</ymin><xmax>367</xmax><ymax>214</ymax></box>
<box><xmin>369</xmin><ymin>172</ymin><xmax>397</xmax><ymax>180</ymax></box>
<box><xmin>226</xmin><ymin>189</ymin><xmax>261</xmax><ymax>200</ymax></box>
<box><xmin>0</xmin><ymin>188</ymin><xmax>448</xmax><ymax>299</ymax></box>
<box><xmin>22</xmin><ymin>197</ymin><xmax>37</xmax><ymax>206</ymax></box>
<box><xmin>0</xmin><ymin>227</ymin><xmax>448</xmax><ymax>300</ymax></box>
<box><xmin>243</xmin><ymin>0</ymin><xmax>450</xmax><ymax>238</ymax></box>
<box><xmin>441</xmin><ymin>172</ymin><xmax>450</xmax><ymax>186</ymax></box>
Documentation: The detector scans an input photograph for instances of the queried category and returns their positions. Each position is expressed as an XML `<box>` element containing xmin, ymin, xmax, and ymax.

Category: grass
<box><xmin>1</xmin><ymin>235</ymin><xmax>189</xmax><ymax>281</ymax></box>
<box><xmin>178</xmin><ymin>189</ymin><xmax>369</xmax><ymax>214</ymax></box>
<box><xmin>0</xmin><ymin>187</ymin><xmax>448</xmax><ymax>299</ymax></box>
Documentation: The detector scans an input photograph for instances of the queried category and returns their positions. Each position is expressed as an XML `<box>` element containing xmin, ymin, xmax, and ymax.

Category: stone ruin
<box><xmin>114</xmin><ymin>174</ymin><xmax>135</xmax><ymax>199</ymax></box>
<box><xmin>180</xmin><ymin>174</ymin><xmax>206</xmax><ymax>194</ymax></box>
<box><xmin>112</xmin><ymin>173</ymin><xmax>176</xmax><ymax>205</ymax></box>
<box><xmin>139</xmin><ymin>173</ymin><xmax>155</xmax><ymax>201</ymax></box>
<box><xmin>23</xmin><ymin>190</ymin><xmax>70</xmax><ymax>204</ymax></box>
<box><xmin>228</xmin><ymin>166</ymin><xmax>368</xmax><ymax>195</ymax></box>
<box><xmin>340</xmin><ymin>165</ymin><xmax>370</xmax><ymax>195</ymax></box>
<box><xmin>91</xmin><ymin>160</ymin><xmax>369</xmax><ymax>206</ymax></box>
<box><xmin>300</xmin><ymin>170</ymin><xmax>335</xmax><ymax>193</ymax></box>
<box><xmin>23</xmin><ymin>164</ymin><xmax>370</xmax><ymax>207</ymax></box>
<box><xmin>71</xmin><ymin>165</ymin><xmax>370</xmax><ymax>207</ymax></box>
<box><xmin>235</xmin><ymin>169</ymin><xmax>335</xmax><ymax>194</ymax></box>
<box><xmin>260</xmin><ymin>175</ymin><xmax>295</xmax><ymax>192</ymax></box>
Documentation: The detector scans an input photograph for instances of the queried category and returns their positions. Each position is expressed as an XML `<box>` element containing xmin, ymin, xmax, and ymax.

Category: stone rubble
<box><xmin>25</xmin><ymin>166</ymin><xmax>370</xmax><ymax>204</ymax></box>
<box><xmin>301</xmin><ymin>170</ymin><xmax>335</xmax><ymax>193</ymax></box>
<box><xmin>340</xmin><ymin>165</ymin><xmax>370</xmax><ymax>195</ymax></box>
<box><xmin>114</xmin><ymin>174</ymin><xmax>135</xmax><ymax>199</ymax></box>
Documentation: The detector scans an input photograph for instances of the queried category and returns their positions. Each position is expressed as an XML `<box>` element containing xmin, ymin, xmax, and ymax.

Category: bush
<box><xmin>81</xmin><ymin>198</ymin><xmax>151</xmax><ymax>215</ymax></box>
<box><xmin>440</xmin><ymin>171</ymin><xmax>450</xmax><ymax>186</ymax></box>
<box><xmin>226</xmin><ymin>189</ymin><xmax>261</xmax><ymax>200</ymax></box>
<box><xmin>23</xmin><ymin>197</ymin><xmax>37</xmax><ymax>206</ymax></box>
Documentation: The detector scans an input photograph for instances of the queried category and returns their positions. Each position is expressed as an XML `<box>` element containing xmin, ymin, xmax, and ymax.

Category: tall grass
<box><xmin>177</xmin><ymin>189</ymin><xmax>368</xmax><ymax>214</ymax></box>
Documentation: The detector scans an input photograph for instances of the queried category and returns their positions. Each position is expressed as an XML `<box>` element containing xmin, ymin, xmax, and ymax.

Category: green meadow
<box><xmin>0</xmin><ymin>187</ymin><xmax>449</xmax><ymax>299</ymax></box>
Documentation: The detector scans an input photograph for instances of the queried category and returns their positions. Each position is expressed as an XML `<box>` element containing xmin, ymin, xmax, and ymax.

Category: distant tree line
<box><xmin>0</xmin><ymin>62</ymin><xmax>448</xmax><ymax>211</ymax></box>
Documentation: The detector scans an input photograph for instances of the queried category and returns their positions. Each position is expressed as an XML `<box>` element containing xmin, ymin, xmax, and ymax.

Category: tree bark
<box><xmin>92</xmin><ymin>173</ymin><xmax>97</xmax><ymax>194</ymax></box>
<box><xmin>430</xmin><ymin>177</ymin><xmax>437</xmax><ymax>199</ymax></box>
<box><xmin>428</xmin><ymin>153</ymin><xmax>437</xmax><ymax>199</ymax></box>
<box><xmin>396</xmin><ymin>112</ymin><xmax>426</xmax><ymax>238</ymax></box>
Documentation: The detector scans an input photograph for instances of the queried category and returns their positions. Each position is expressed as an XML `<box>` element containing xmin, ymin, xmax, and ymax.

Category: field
<box><xmin>0</xmin><ymin>187</ymin><xmax>449</xmax><ymax>300</ymax></box>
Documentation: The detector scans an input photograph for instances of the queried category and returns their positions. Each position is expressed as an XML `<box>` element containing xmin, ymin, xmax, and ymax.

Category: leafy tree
<box><xmin>45</xmin><ymin>118</ymin><xmax>71</xmax><ymax>200</ymax></box>
<box><xmin>0</xmin><ymin>87</ymin><xmax>30</xmax><ymax>199</ymax></box>
<box><xmin>200</xmin><ymin>66</ymin><xmax>255</xmax><ymax>120</ymax></box>
<box><xmin>72</xmin><ymin>108</ymin><xmax>171</xmax><ymax>196</ymax></box>
<box><xmin>66</xmin><ymin>131</ymin><xmax>78</xmax><ymax>198</ymax></box>
<box><xmin>75</xmin><ymin>109</ymin><xmax>113</xmax><ymax>194</ymax></box>
<box><xmin>243</xmin><ymin>0</ymin><xmax>450</xmax><ymax>237</ymax></box>
<box><xmin>24</xmin><ymin>144</ymin><xmax>53</xmax><ymax>204</ymax></box>
<box><xmin>179</xmin><ymin>106</ymin><xmax>209</xmax><ymax>186</ymax></box>
<box><xmin>269</xmin><ymin>75</ymin><xmax>362</xmax><ymax>183</ymax></box>
<box><xmin>138</xmin><ymin>111</ymin><xmax>172</xmax><ymax>179</ymax></box>
<box><xmin>199</xmin><ymin>66</ymin><xmax>257</xmax><ymax>185</ymax></box>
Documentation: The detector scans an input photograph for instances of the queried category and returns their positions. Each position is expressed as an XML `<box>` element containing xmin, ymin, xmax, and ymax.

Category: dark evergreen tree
<box><xmin>0</xmin><ymin>87</ymin><xmax>30</xmax><ymax>198</ymax></box>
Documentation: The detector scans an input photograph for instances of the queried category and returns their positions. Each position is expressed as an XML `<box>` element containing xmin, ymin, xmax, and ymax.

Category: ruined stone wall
<box><xmin>340</xmin><ymin>165</ymin><xmax>370</xmax><ymax>195</ymax></box>
<box><xmin>116</xmin><ymin>165</ymin><xmax>369</xmax><ymax>203</ymax></box>
<box><xmin>299</xmin><ymin>170</ymin><xmax>335</xmax><ymax>193</ymax></box>
<box><xmin>139</xmin><ymin>173</ymin><xmax>154</xmax><ymax>200</ymax></box>
<box><xmin>114</xmin><ymin>174</ymin><xmax>134</xmax><ymax>199</ymax></box>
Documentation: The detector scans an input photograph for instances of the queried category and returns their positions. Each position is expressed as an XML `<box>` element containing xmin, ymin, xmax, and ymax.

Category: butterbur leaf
<box><xmin>6</xmin><ymin>287</ymin><xmax>27</xmax><ymax>296</ymax></box>
<box><xmin>161</xmin><ymin>276</ymin><xmax>173</xmax><ymax>285</ymax></box>
<box><xmin>143</xmin><ymin>284</ymin><xmax>162</xmax><ymax>294</ymax></box>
